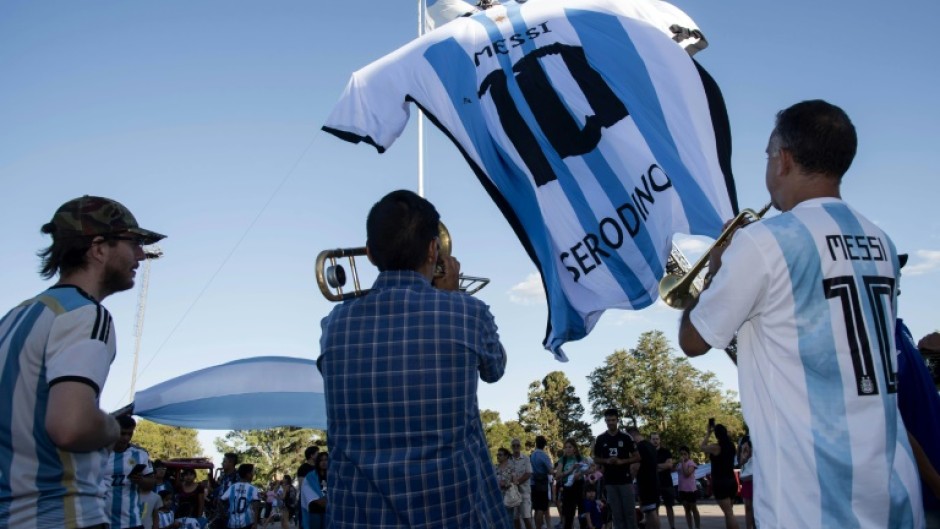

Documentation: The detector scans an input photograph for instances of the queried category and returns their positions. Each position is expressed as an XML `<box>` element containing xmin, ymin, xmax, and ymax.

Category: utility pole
<box><xmin>129</xmin><ymin>246</ymin><xmax>163</xmax><ymax>402</ymax></box>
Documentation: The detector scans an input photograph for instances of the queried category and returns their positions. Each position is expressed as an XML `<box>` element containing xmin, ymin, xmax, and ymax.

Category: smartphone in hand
<box><xmin>128</xmin><ymin>463</ymin><xmax>148</xmax><ymax>477</ymax></box>
<box><xmin>708</xmin><ymin>417</ymin><xmax>715</xmax><ymax>428</ymax></box>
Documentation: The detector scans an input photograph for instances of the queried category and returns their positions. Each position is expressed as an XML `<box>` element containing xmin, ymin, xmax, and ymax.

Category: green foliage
<box><xmin>517</xmin><ymin>371</ymin><xmax>593</xmax><ymax>449</ymax></box>
<box><xmin>586</xmin><ymin>330</ymin><xmax>744</xmax><ymax>457</ymax></box>
<box><xmin>214</xmin><ymin>427</ymin><xmax>325</xmax><ymax>483</ymax></box>
<box><xmin>133</xmin><ymin>420</ymin><xmax>203</xmax><ymax>460</ymax></box>
<box><xmin>480</xmin><ymin>409</ymin><xmax>527</xmax><ymax>462</ymax></box>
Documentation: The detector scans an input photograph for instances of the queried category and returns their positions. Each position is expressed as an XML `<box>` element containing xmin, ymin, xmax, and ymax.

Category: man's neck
<box><xmin>55</xmin><ymin>274</ymin><xmax>106</xmax><ymax>302</ymax></box>
<box><xmin>607</xmin><ymin>428</ymin><xmax>619</xmax><ymax>436</ymax></box>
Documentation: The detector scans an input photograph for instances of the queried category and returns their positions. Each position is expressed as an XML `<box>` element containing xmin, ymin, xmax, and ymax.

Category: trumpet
<box><xmin>659</xmin><ymin>203</ymin><xmax>772</xmax><ymax>310</ymax></box>
<box><xmin>315</xmin><ymin>222</ymin><xmax>490</xmax><ymax>302</ymax></box>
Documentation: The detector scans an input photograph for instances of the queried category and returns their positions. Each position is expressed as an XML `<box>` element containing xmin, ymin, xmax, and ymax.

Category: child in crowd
<box><xmin>579</xmin><ymin>487</ymin><xmax>605</xmax><ymax>529</ymax></box>
<box><xmin>156</xmin><ymin>489</ymin><xmax>180</xmax><ymax>529</ymax></box>
<box><xmin>220</xmin><ymin>464</ymin><xmax>261</xmax><ymax>529</ymax></box>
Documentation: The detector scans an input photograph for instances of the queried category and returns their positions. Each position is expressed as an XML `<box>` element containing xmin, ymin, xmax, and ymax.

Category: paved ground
<box><xmin>543</xmin><ymin>500</ymin><xmax>747</xmax><ymax>529</ymax></box>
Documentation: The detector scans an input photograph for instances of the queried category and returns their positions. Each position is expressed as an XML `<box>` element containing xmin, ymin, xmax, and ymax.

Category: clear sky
<box><xmin>2</xmin><ymin>0</ymin><xmax>938</xmax><ymax>462</ymax></box>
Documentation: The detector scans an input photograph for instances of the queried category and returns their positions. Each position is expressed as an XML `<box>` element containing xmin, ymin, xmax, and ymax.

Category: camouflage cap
<box><xmin>50</xmin><ymin>195</ymin><xmax>166</xmax><ymax>244</ymax></box>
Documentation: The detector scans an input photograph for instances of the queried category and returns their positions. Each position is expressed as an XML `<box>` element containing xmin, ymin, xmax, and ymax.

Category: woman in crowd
<box><xmin>676</xmin><ymin>446</ymin><xmax>701</xmax><ymax>529</ymax></box>
<box><xmin>701</xmin><ymin>423</ymin><xmax>739</xmax><ymax>529</ymax></box>
<box><xmin>495</xmin><ymin>447</ymin><xmax>519</xmax><ymax>517</ymax></box>
<box><xmin>738</xmin><ymin>436</ymin><xmax>755</xmax><ymax>529</ymax></box>
<box><xmin>277</xmin><ymin>474</ymin><xmax>296</xmax><ymax>529</ymax></box>
<box><xmin>303</xmin><ymin>452</ymin><xmax>329</xmax><ymax>529</ymax></box>
<box><xmin>554</xmin><ymin>438</ymin><xmax>589</xmax><ymax>529</ymax></box>
<box><xmin>174</xmin><ymin>468</ymin><xmax>205</xmax><ymax>520</ymax></box>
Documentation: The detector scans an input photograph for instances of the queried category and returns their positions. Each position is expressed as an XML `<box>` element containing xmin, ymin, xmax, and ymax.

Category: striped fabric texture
<box><xmin>691</xmin><ymin>198</ymin><xmax>923</xmax><ymax>529</ymax></box>
<box><xmin>103</xmin><ymin>445</ymin><xmax>153</xmax><ymax>529</ymax></box>
<box><xmin>323</xmin><ymin>0</ymin><xmax>736</xmax><ymax>358</ymax></box>
<box><xmin>0</xmin><ymin>285</ymin><xmax>117</xmax><ymax>529</ymax></box>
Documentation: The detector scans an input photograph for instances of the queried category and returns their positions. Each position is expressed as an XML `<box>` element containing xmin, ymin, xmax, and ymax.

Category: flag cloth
<box><xmin>134</xmin><ymin>356</ymin><xmax>326</xmax><ymax>430</ymax></box>
<box><xmin>425</xmin><ymin>0</ymin><xmax>477</xmax><ymax>31</ymax></box>
<box><xmin>323</xmin><ymin>0</ymin><xmax>737</xmax><ymax>359</ymax></box>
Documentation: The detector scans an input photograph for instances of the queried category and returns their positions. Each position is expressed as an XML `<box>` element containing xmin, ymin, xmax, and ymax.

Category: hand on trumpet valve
<box><xmin>433</xmin><ymin>255</ymin><xmax>461</xmax><ymax>291</ymax></box>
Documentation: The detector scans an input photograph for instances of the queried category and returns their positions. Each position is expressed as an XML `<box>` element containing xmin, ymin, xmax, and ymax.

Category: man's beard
<box><xmin>102</xmin><ymin>260</ymin><xmax>135</xmax><ymax>295</ymax></box>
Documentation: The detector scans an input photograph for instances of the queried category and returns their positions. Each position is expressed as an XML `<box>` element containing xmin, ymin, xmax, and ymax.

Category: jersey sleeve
<box><xmin>322</xmin><ymin>54</ymin><xmax>413</xmax><ymax>153</ymax></box>
<box><xmin>690</xmin><ymin>228</ymin><xmax>769</xmax><ymax>349</ymax></box>
<box><xmin>45</xmin><ymin>304</ymin><xmax>116</xmax><ymax>395</ymax></box>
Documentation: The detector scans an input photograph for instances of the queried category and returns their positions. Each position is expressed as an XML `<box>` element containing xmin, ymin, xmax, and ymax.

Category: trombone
<box><xmin>659</xmin><ymin>203</ymin><xmax>772</xmax><ymax>310</ymax></box>
<box><xmin>315</xmin><ymin>222</ymin><xmax>490</xmax><ymax>302</ymax></box>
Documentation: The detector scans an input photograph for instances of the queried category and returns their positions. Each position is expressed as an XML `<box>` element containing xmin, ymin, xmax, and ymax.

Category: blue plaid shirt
<box><xmin>318</xmin><ymin>270</ymin><xmax>510</xmax><ymax>529</ymax></box>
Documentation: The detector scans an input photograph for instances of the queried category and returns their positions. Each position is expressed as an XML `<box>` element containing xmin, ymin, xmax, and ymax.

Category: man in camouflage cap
<box><xmin>0</xmin><ymin>196</ymin><xmax>164</xmax><ymax>529</ymax></box>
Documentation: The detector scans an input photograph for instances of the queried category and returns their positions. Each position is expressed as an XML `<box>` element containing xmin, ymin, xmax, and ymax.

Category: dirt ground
<box><xmin>541</xmin><ymin>500</ymin><xmax>747</xmax><ymax>529</ymax></box>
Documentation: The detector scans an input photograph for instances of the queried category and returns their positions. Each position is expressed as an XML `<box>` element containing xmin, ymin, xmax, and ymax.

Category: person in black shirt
<box><xmin>701</xmin><ymin>423</ymin><xmax>739</xmax><ymax>529</ymax></box>
<box><xmin>628</xmin><ymin>427</ymin><xmax>660</xmax><ymax>529</ymax></box>
<box><xmin>651</xmin><ymin>433</ymin><xmax>676</xmax><ymax>529</ymax></box>
<box><xmin>593</xmin><ymin>408</ymin><xmax>640</xmax><ymax>529</ymax></box>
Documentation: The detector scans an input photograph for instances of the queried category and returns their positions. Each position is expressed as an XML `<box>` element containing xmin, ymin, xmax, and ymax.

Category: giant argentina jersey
<box><xmin>104</xmin><ymin>444</ymin><xmax>153</xmax><ymax>529</ymax></box>
<box><xmin>0</xmin><ymin>285</ymin><xmax>117</xmax><ymax>529</ymax></box>
<box><xmin>221</xmin><ymin>482</ymin><xmax>259</xmax><ymax>529</ymax></box>
<box><xmin>690</xmin><ymin>198</ymin><xmax>923</xmax><ymax>529</ymax></box>
<box><xmin>323</xmin><ymin>0</ymin><xmax>736</xmax><ymax>358</ymax></box>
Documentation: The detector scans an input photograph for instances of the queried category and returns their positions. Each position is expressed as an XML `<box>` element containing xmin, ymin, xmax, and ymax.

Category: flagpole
<box><xmin>417</xmin><ymin>0</ymin><xmax>426</xmax><ymax>197</ymax></box>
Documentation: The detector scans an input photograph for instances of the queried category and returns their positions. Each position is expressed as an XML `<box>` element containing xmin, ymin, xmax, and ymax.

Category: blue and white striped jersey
<box><xmin>156</xmin><ymin>509</ymin><xmax>175</xmax><ymax>529</ymax></box>
<box><xmin>220</xmin><ymin>482</ymin><xmax>259</xmax><ymax>529</ymax></box>
<box><xmin>323</xmin><ymin>0</ymin><xmax>736</xmax><ymax>357</ymax></box>
<box><xmin>691</xmin><ymin>198</ymin><xmax>923</xmax><ymax>529</ymax></box>
<box><xmin>103</xmin><ymin>444</ymin><xmax>153</xmax><ymax>529</ymax></box>
<box><xmin>0</xmin><ymin>285</ymin><xmax>117</xmax><ymax>529</ymax></box>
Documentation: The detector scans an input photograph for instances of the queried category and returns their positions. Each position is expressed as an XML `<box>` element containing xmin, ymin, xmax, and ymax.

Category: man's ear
<box><xmin>426</xmin><ymin>239</ymin><xmax>437</xmax><ymax>265</ymax></box>
<box><xmin>366</xmin><ymin>244</ymin><xmax>375</xmax><ymax>266</ymax></box>
<box><xmin>86</xmin><ymin>237</ymin><xmax>108</xmax><ymax>266</ymax></box>
<box><xmin>777</xmin><ymin>148</ymin><xmax>795</xmax><ymax>177</ymax></box>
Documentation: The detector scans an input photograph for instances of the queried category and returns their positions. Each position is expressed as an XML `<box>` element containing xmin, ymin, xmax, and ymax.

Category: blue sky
<box><xmin>2</xmin><ymin>0</ymin><xmax>938</xmax><ymax>461</ymax></box>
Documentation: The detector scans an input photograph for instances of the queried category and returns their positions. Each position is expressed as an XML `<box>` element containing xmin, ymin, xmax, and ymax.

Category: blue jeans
<box><xmin>605</xmin><ymin>483</ymin><xmax>637</xmax><ymax>529</ymax></box>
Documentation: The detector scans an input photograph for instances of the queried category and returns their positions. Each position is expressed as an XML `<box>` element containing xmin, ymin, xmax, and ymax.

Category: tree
<box><xmin>587</xmin><ymin>330</ymin><xmax>744</xmax><ymax>455</ymax></box>
<box><xmin>480</xmin><ymin>409</ymin><xmax>527</xmax><ymax>462</ymax></box>
<box><xmin>518</xmin><ymin>371</ymin><xmax>593</xmax><ymax>449</ymax></box>
<box><xmin>133</xmin><ymin>420</ymin><xmax>203</xmax><ymax>460</ymax></box>
<box><xmin>214</xmin><ymin>427</ymin><xmax>325</xmax><ymax>483</ymax></box>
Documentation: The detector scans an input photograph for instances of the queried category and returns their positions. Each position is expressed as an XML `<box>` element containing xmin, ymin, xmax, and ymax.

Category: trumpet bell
<box><xmin>658</xmin><ymin>271</ymin><xmax>698</xmax><ymax>310</ymax></box>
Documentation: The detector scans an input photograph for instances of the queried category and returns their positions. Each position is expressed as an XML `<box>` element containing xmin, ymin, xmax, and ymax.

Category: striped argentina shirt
<box><xmin>690</xmin><ymin>198</ymin><xmax>923</xmax><ymax>529</ymax></box>
<box><xmin>318</xmin><ymin>270</ymin><xmax>510</xmax><ymax>529</ymax></box>
<box><xmin>103</xmin><ymin>444</ymin><xmax>152</xmax><ymax>529</ymax></box>
<box><xmin>0</xmin><ymin>285</ymin><xmax>116</xmax><ymax>529</ymax></box>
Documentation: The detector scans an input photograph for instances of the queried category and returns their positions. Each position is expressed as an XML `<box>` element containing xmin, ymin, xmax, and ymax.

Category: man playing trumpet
<box><xmin>317</xmin><ymin>189</ymin><xmax>511</xmax><ymax>529</ymax></box>
<box><xmin>679</xmin><ymin>100</ymin><xmax>923</xmax><ymax>528</ymax></box>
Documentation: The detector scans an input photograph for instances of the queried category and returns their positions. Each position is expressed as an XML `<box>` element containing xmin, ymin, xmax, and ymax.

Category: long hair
<box><xmin>714</xmin><ymin>424</ymin><xmax>736</xmax><ymax>455</ymax></box>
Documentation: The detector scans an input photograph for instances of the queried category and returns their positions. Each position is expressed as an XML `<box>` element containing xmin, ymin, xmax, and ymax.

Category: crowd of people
<box><xmin>491</xmin><ymin>412</ymin><xmax>749</xmax><ymax>529</ymax></box>
<box><xmin>94</xmin><ymin>416</ymin><xmax>323</xmax><ymax>529</ymax></box>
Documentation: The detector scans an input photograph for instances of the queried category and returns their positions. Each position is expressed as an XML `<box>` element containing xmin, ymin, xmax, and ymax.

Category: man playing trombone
<box><xmin>317</xmin><ymin>189</ymin><xmax>511</xmax><ymax>529</ymax></box>
<box><xmin>678</xmin><ymin>100</ymin><xmax>923</xmax><ymax>528</ymax></box>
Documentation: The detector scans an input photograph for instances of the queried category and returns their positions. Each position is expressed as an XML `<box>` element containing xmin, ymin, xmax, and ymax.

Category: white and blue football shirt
<box><xmin>103</xmin><ymin>444</ymin><xmax>153</xmax><ymax>529</ymax></box>
<box><xmin>0</xmin><ymin>285</ymin><xmax>117</xmax><ymax>529</ymax></box>
<box><xmin>323</xmin><ymin>0</ymin><xmax>736</xmax><ymax>358</ymax></box>
<box><xmin>221</xmin><ymin>482</ymin><xmax>259</xmax><ymax>529</ymax></box>
<box><xmin>691</xmin><ymin>198</ymin><xmax>923</xmax><ymax>529</ymax></box>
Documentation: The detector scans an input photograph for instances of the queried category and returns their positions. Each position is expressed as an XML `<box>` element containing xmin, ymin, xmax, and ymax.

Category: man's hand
<box><xmin>432</xmin><ymin>255</ymin><xmax>461</xmax><ymax>291</ymax></box>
